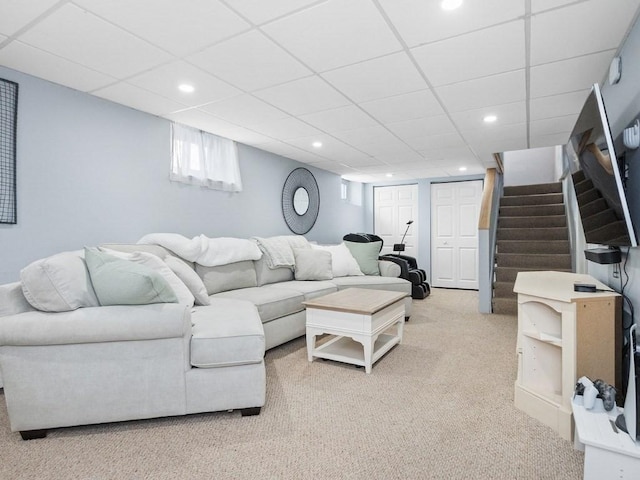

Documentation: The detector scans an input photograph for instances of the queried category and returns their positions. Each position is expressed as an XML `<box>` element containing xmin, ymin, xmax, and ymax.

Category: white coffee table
<box><xmin>303</xmin><ymin>288</ymin><xmax>406</xmax><ymax>374</ymax></box>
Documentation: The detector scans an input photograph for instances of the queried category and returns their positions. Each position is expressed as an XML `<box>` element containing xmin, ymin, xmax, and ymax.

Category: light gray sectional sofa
<box><xmin>0</xmin><ymin>236</ymin><xmax>411</xmax><ymax>439</ymax></box>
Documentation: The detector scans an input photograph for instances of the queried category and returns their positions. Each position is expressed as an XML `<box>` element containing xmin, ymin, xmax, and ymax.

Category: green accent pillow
<box><xmin>84</xmin><ymin>247</ymin><xmax>178</xmax><ymax>306</ymax></box>
<box><xmin>343</xmin><ymin>241</ymin><xmax>381</xmax><ymax>276</ymax></box>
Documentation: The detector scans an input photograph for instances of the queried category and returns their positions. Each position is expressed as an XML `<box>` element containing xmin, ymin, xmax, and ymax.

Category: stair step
<box><xmin>582</xmin><ymin>209</ymin><xmax>620</xmax><ymax>232</ymax></box>
<box><xmin>580</xmin><ymin>198</ymin><xmax>609</xmax><ymax>218</ymax></box>
<box><xmin>572</xmin><ymin>170</ymin><xmax>586</xmax><ymax>183</ymax></box>
<box><xmin>503</xmin><ymin>182</ymin><xmax>562</xmax><ymax>197</ymax></box>
<box><xmin>574</xmin><ymin>178</ymin><xmax>594</xmax><ymax>196</ymax></box>
<box><xmin>497</xmin><ymin>240</ymin><xmax>570</xmax><ymax>254</ymax></box>
<box><xmin>497</xmin><ymin>227</ymin><xmax>569</xmax><ymax>241</ymax></box>
<box><xmin>500</xmin><ymin>193</ymin><xmax>564</xmax><ymax>207</ymax></box>
<box><xmin>577</xmin><ymin>187</ymin><xmax>601</xmax><ymax>205</ymax></box>
<box><xmin>495</xmin><ymin>267</ymin><xmax>573</xmax><ymax>283</ymax></box>
<box><xmin>584</xmin><ymin>221</ymin><xmax>630</xmax><ymax>245</ymax></box>
<box><xmin>496</xmin><ymin>253</ymin><xmax>572</xmax><ymax>269</ymax></box>
<box><xmin>492</xmin><ymin>297</ymin><xmax>518</xmax><ymax>315</ymax></box>
<box><xmin>499</xmin><ymin>204</ymin><xmax>565</xmax><ymax>217</ymax></box>
<box><xmin>494</xmin><ymin>281</ymin><xmax>516</xmax><ymax>298</ymax></box>
<box><xmin>498</xmin><ymin>215</ymin><xmax>567</xmax><ymax>228</ymax></box>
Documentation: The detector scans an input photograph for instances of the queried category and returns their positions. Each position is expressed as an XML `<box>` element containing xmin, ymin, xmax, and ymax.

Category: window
<box><xmin>170</xmin><ymin>123</ymin><xmax>242</xmax><ymax>192</ymax></box>
<box><xmin>341</xmin><ymin>180</ymin><xmax>348</xmax><ymax>200</ymax></box>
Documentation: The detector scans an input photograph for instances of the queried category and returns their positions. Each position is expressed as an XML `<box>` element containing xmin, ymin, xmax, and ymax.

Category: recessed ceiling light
<box><xmin>312</xmin><ymin>141</ymin><xmax>322</xmax><ymax>148</ymax></box>
<box><xmin>483</xmin><ymin>115</ymin><xmax>497</xmax><ymax>123</ymax></box>
<box><xmin>178</xmin><ymin>83</ymin><xmax>195</xmax><ymax>93</ymax></box>
<box><xmin>441</xmin><ymin>0</ymin><xmax>463</xmax><ymax>11</ymax></box>
<box><xmin>459</xmin><ymin>166</ymin><xmax>467</xmax><ymax>172</ymax></box>
<box><xmin>386</xmin><ymin>173</ymin><xmax>394</xmax><ymax>178</ymax></box>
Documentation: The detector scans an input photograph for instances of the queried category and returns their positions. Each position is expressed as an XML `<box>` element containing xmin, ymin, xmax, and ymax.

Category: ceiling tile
<box><xmin>299</xmin><ymin>105</ymin><xmax>379</xmax><ymax>134</ymax></box>
<box><xmin>187</xmin><ymin>30</ymin><xmax>310</xmax><ymax>92</ymax></box>
<box><xmin>378</xmin><ymin>0</ymin><xmax>524</xmax><ymax>47</ymax></box>
<box><xmin>530</xmin><ymin>90</ymin><xmax>589</xmax><ymax>120</ymax></box>
<box><xmin>360</xmin><ymin>89</ymin><xmax>444</xmax><ymax>124</ymax></box>
<box><xmin>332</xmin><ymin>125</ymin><xmax>400</xmax><ymax>150</ymax></box>
<box><xmin>18</xmin><ymin>4</ymin><xmax>172</xmax><ymax>79</ymax></box>
<box><xmin>0</xmin><ymin>41</ymin><xmax>116</xmax><ymax>91</ymax></box>
<box><xmin>253</xmin><ymin>75</ymin><xmax>350</xmax><ymax>116</ymax></box>
<box><xmin>262</xmin><ymin>0</ymin><xmax>402</xmax><ymax>72</ymax></box>
<box><xmin>0</xmin><ymin>0</ymin><xmax>59</xmax><ymax>36</ymax></box>
<box><xmin>531</xmin><ymin>0</ymin><xmax>640</xmax><ymax>65</ymax></box>
<box><xmin>385</xmin><ymin>115</ymin><xmax>457</xmax><ymax>141</ymax></box>
<box><xmin>531</xmin><ymin>0</ymin><xmax>577</xmax><ymax>13</ymax></box>
<box><xmin>166</xmin><ymin>108</ymin><xmax>274</xmax><ymax>144</ymax></box>
<box><xmin>450</xmin><ymin>102</ymin><xmax>526</xmax><ymax>131</ymax></box>
<box><xmin>435</xmin><ymin>70</ymin><xmax>526</xmax><ymax>112</ymax></box>
<box><xmin>529</xmin><ymin>50</ymin><xmax>613</xmax><ymax>97</ymax></box>
<box><xmin>464</xmin><ymin>123</ymin><xmax>527</xmax><ymax>151</ymax></box>
<box><xmin>74</xmin><ymin>0</ymin><xmax>250</xmax><ymax>56</ymax></box>
<box><xmin>530</xmin><ymin>132</ymin><xmax>571</xmax><ymax>148</ymax></box>
<box><xmin>256</xmin><ymin>142</ymin><xmax>329</xmax><ymax>164</ymax></box>
<box><xmin>441</xmin><ymin>164</ymin><xmax>486</xmax><ymax>176</ymax></box>
<box><xmin>286</xmin><ymin>134</ymin><xmax>369</xmax><ymax>160</ymax></box>
<box><xmin>199</xmin><ymin>94</ymin><xmax>289</xmax><ymax>127</ymax></box>
<box><xmin>249</xmin><ymin>116</ymin><xmax>322</xmax><ymax>140</ymax></box>
<box><xmin>373</xmin><ymin>147</ymin><xmax>425</xmax><ymax>164</ymax></box>
<box><xmin>405</xmin><ymin>132</ymin><xmax>467</xmax><ymax>151</ymax></box>
<box><xmin>223</xmin><ymin>0</ymin><xmax>319</xmax><ymax>25</ymax></box>
<box><xmin>94</xmin><ymin>82</ymin><xmax>187</xmax><ymax>116</ymax></box>
<box><xmin>127</xmin><ymin>60</ymin><xmax>241</xmax><ymax>107</ymax></box>
<box><xmin>530</xmin><ymin>114</ymin><xmax>578</xmax><ymax>137</ymax></box>
<box><xmin>412</xmin><ymin>21</ymin><xmax>525</xmax><ymax>86</ymax></box>
<box><xmin>322</xmin><ymin>52</ymin><xmax>427</xmax><ymax>103</ymax></box>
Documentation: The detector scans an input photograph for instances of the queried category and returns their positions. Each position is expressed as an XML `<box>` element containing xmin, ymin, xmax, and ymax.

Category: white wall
<box><xmin>503</xmin><ymin>146</ymin><xmax>559</xmax><ymax>186</ymax></box>
<box><xmin>0</xmin><ymin>66</ymin><xmax>367</xmax><ymax>283</ymax></box>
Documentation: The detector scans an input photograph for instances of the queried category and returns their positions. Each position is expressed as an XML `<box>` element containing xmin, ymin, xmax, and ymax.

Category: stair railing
<box><xmin>478</xmin><ymin>168</ymin><xmax>503</xmax><ymax>313</ymax></box>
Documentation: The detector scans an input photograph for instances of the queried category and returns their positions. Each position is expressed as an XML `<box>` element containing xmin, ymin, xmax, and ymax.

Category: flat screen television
<box><xmin>567</xmin><ymin>83</ymin><xmax>638</xmax><ymax>248</ymax></box>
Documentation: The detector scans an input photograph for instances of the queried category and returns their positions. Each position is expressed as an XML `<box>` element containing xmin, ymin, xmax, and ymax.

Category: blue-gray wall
<box><xmin>0</xmin><ymin>66</ymin><xmax>366</xmax><ymax>283</ymax></box>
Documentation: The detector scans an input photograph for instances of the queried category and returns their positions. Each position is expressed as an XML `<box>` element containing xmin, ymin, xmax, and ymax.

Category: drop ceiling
<box><xmin>1</xmin><ymin>0</ymin><xmax>639</xmax><ymax>182</ymax></box>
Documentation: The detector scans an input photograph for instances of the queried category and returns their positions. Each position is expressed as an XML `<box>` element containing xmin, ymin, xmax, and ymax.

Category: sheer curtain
<box><xmin>170</xmin><ymin>123</ymin><xmax>242</xmax><ymax>192</ymax></box>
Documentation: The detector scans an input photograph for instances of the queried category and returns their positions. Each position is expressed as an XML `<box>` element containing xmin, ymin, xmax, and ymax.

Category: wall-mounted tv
<box><xmin>567</xmin><ymin>83</ymin><xmax>638</xmax><ymax>248</ymax></box>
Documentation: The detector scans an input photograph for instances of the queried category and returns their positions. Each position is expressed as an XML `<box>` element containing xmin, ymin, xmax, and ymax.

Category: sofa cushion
<box><xmin>196</xmin><ymin>260</ymin><xmax>257</xmax><ymax>295</ymax></box>
<box><xmin>269</xmin><ymin>280</ymin><xmax>337</xmax><ymax>300</ymax></box>
<box><xmin>293</xmin><ymin>248</ymin><xmax>332</xmax><ymax>281</ymax></box>
<box><xmin>311</xmin><ymin>243</ymin><xmax>363</xmax><ymax>277</ymax></box>
<box><xmin>100</xmin><ymin>249</ymin><xmax>195</xmax><ymax>307</ymax></box>
<box><xmin>84</xmin><ymin>248</ymin><xmax>178</xmax><ymax>306</ymax></box>
<box><xmin>0</xmin><ymin>282</ymin><xmax>36</xmax><ymax>317</ymax></box>
<box><xmin>254</xmin><ymin>256</ymin><xmax>294</xmax><ymax>286</ymax></box>
<box><xmin>212</xmin><ymin>286</ymin><xmax>304</xmax><ymax>323</ymax></box>
<box><xmin>20</xmin><ymin>250</ymin><xmax>100</xmax><ymax>312</ymax></box>
<box><xmin>164</xmin><ymin>256</ymin><xmax>210</xmax><ymax>306</ymax></box>
<box><xmin>190</xmin><ymin>299</ymin><xmax>264</xmax><ymax>368</ymax></box>
<box><xmin>344</xmin><ymin>240</ymin><xmax>381</xmax><ymax>276</ymax></box>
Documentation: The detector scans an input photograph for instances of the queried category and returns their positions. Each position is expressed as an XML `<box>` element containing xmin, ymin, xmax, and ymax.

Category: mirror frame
<box><xmin>282</xmin><ymin>168</ymin><xmax>320</xmax><ymax>234</ymax></box>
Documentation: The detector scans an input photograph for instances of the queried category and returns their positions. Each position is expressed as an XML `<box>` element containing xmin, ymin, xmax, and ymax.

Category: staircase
<box><xmin>492</xmin><ymin>182</ymin><xmax>572</xmax><ymax>315</ymax></box>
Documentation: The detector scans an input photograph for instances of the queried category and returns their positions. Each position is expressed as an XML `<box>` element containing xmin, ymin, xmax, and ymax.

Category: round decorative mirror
<box><xmin>293</xmin><ymin>187</ymin><xmax>310</xmax><ymax>215</ymax></box>
<box><xmin>282</xmin><ymin>168</ymin><xmax>320</xmax><ymax>234</ymax></box>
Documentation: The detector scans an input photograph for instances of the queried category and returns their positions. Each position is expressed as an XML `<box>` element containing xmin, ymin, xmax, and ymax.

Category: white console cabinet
<box><xmin>513</xmin><ymin>271</ymin><xmax>621</xmax><ymax>440</ymax></box>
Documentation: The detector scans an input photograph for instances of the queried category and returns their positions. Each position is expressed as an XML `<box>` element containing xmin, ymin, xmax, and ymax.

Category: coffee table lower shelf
<box><xmin>312</xmin><ymin>332</ymin><xmax>400</xmax><ymax>371</ymax></box>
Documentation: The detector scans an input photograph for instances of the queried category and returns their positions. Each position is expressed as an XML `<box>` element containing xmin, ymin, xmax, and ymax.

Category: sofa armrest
<box><xmin>378</xmin><ymin>260</ymin><xmax>401</xmax><ymax>278</ymax></box>
<box><xmin>0</xmin><ymin>303</ymin><xmax>191</xmax><ymax>347</ymax></box>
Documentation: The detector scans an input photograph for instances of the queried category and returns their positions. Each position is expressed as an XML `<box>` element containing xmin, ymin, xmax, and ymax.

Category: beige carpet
<box><xmin>0</xmin><ymin>289</ymin><xmax>584</xmax><ymax>479</ymax></box>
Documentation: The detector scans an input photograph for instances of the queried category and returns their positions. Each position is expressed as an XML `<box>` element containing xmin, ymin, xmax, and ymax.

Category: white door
<box><xmin>374</xmin><ymin>184</ymin><xmax>418</xmax><ymax>258</ymax></box>
<box><xmin>431</xmin><ymin>180</ymin><xmax>482</xmax><ymax>289</ymax></box>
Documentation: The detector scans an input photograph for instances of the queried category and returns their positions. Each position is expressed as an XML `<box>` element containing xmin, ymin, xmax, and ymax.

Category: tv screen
<box><xmin>567</xmin><ymin>83</ymin><xmax>637</xmax><ymax>247</ymax></box>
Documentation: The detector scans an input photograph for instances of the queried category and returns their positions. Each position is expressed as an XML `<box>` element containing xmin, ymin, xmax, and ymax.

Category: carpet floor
<box><xmin>0</xmin><ymin>288</ymin><xmax>584</xmax><ymax>479</ymax></box>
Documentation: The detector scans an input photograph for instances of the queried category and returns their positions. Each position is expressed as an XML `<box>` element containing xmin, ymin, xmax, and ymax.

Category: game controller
<box><xmin>575</xmin><ymin>376</ymin><xmax>617</xmax><ymax>411</ymax></box>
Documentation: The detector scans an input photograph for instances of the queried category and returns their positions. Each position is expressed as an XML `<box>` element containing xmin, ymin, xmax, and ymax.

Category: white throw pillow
<box><xmin>164</xmin><ymin>256</ymin><xmax>210</xmax><ymax>306</ymax></box>
<box><xmin>20</xmin><ymin>250</ymin><xmax>100</xmax><ymax>312</ymax></box>
<box><xmin>293</xmin><ymin>248</ymin><xmax>333</xmax><ymax>281</ymax></box>
<box><xmin>311</xmin><ymin>243</ymin><xmax>363</xmax><ymax>277</ymax></box>
<box><xmin>100</xmin><ymin>248</ymin><xmax>195</xmax><ymax>308</ymax></box>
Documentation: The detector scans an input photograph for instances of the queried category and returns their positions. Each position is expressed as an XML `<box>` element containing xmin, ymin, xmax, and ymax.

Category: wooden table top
<box><xmin>302</xmin><ymin>288</ymin><xmax>407</xmax><ymax>315</ymax></box>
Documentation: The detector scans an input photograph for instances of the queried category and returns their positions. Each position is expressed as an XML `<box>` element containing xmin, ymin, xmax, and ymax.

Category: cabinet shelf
<box><xmin>522</xmin><ymin>330</ymin><xmax>562</xmax><ymax>347</ymax></box>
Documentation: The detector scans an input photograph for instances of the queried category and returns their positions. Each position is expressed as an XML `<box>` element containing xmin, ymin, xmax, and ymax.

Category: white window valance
<box><xmin>170</xmin><ymin>123</ymin><xmax>242</xmax><ymax>192</ymax></box>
